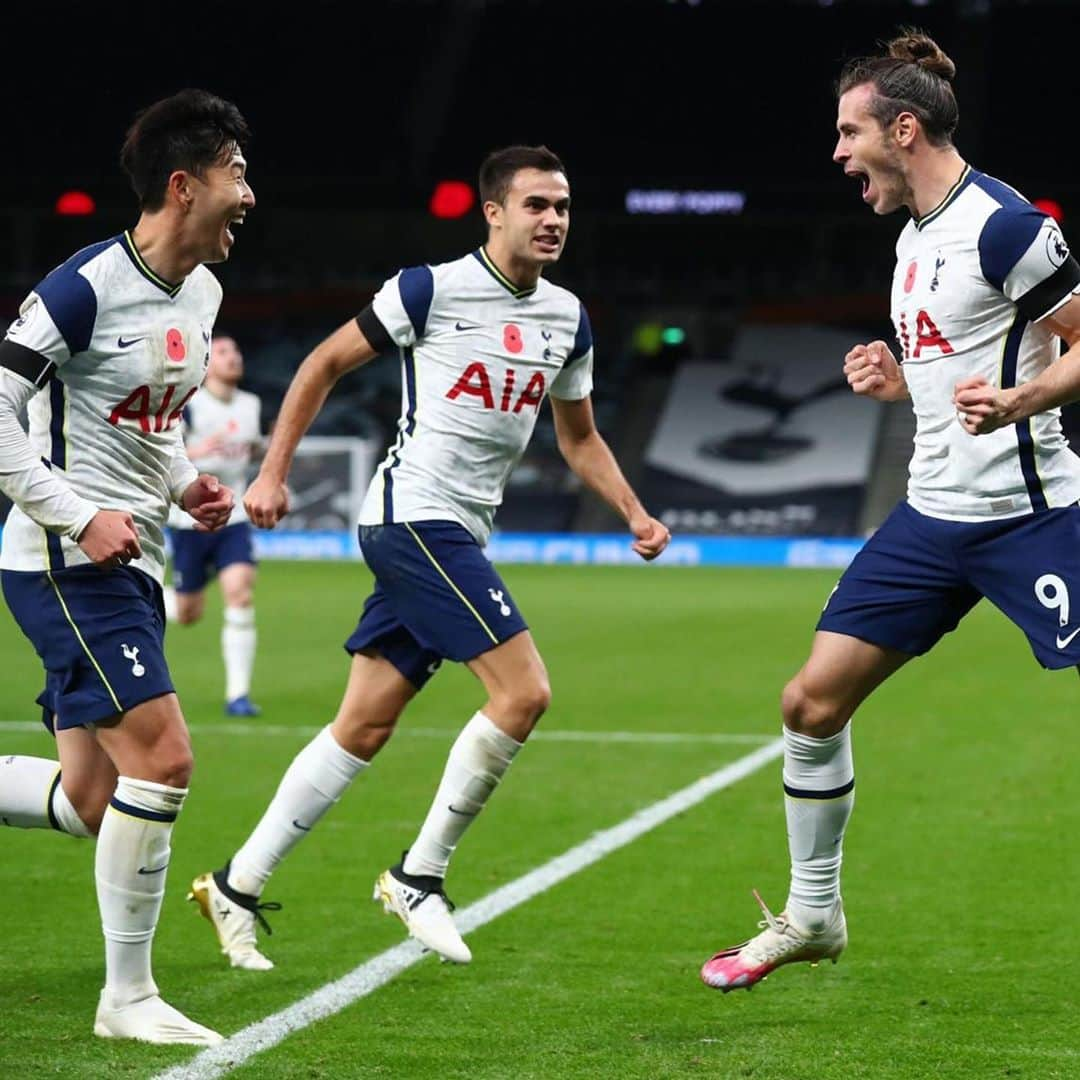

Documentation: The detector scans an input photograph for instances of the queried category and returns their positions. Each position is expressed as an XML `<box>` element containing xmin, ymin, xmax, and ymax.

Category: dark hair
<box><xmin>120</xmin><ymin>89</ymin><xmax>252</xmax><ymax>210</ymax></box>
<box><xmin>478</xmin><ymin>145</ymin><xmax>566</xmax><ymax>207</ymax></box>
<box><xmin>837</xmin><ymin>29</ymin><xmax>958</xmax><ymax>146</ymax></box>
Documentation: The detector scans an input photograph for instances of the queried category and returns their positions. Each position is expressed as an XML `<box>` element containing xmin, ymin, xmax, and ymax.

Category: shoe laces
<box><xmin>249</xmin><ymin>899</ymin><xmax>282</xmax><ymax>936</ymax></box>
<box><xmin>405</xmin><ymin>882</ymin><xmax>456</xmax><ymax>914</ymax></box>
<box><xmin>392</xmin><ymin>864</ymin><xmax>456</xmax><ymax>914</ymax></box>
<box><xmin>742</xmin><ymin>889</ymin><xmax>802</xmax><ymax>963</ymax></box>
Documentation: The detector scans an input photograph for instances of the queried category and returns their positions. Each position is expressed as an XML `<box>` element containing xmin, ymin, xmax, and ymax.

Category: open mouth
<box><xmin>225</xmin><ymin>215</ymin><xmax>245</xmax><ymax>243</ymax></box>
<box><xmin>534</xmin><ymin>234</ymin><xmax>560</xmax><ymax>252</ymax></box>
<box><xmin>847</xmin><ymin>169</ymin><xmax>871</xmax><ymax>201</ymax></box>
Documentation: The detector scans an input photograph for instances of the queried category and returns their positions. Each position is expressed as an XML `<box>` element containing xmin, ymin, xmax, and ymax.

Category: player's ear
<box><xmin>893</xmin><ymin>111</ymin><xmax>918</xmax><ymax>149</ymax></box>
<box><xmin>482</xmin><ymin>199</ymin><xmax>502</xmax><ymax>232</ymax></box>
<box><xmin>167</xmin><ymin>170</ymin><xmax>195</xmax><ymax>212</ymax></box>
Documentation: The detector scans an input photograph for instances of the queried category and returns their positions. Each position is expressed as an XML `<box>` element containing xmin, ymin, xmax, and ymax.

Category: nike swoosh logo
<box><xmin>137</xmin><ymin>863</ymin><xmax>169</xmax><ymax>875</ymax></box>
<box><xmin>447</xmin><ymin>804</ymin><xmax>475</xmax><ymax>817</ymax></box>
<box><xmin>117</xmin><ymin>336</ymin><xmax>147</xmax><ymax>348</ymax></box>
<box><xmin>455</xmin><ymin>321</ymin><xmax>481</xmax><ymax>332</ymax></box>
<box><xmin>292</xmin><ymin>819</ymin><xmax>312</xmax><ymax>831</ymax></box>
<box><xmin>1056</xmin><ymin>627</ymin><xmax>1080</xmax><ymax>649</ymax></box>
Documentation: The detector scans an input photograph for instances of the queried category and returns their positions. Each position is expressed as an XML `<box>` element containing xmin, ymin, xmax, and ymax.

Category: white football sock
<box><xmin>0</xmin><ymin>755</ymin><xmax>92</xmax><ymax>837</ymax></box>
<box><xmin>403</xmin><ymin>712</ymin><xmax>522</xmax><ymax>879</ymax></box>
<box><xmin>0</xmin><ymin>755</ymin><xmax>60</xmax><ymax>829</ymax></box>
<box><xmin>96</xmin><ymin>777</ymin><xmax>186</xmax><ymax>1008</ymax></box>
<box><xmin>223</xmin><ymin>605</ymin><xmax>256</xmax><ymax>702</ymax></box>
<box><xmin>162</xmin><ymin>585</ymin><xmax>178</xmax><ymax>623</ymax></box>
<box><xmin>228</xmin><ymin>725</ymin><xmax>366</xmax><ymax>897</ymax></box>
<box><xmin>783</xmin><ymin>725</ymin><xmax>854</xmax><ymax>932</ymax></box>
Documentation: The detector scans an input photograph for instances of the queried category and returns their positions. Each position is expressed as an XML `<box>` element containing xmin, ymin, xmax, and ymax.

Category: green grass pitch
<box><xmin>1</xmin><ymin>561</ymin><xmax>1078</xmax><ymax>1078</ymax></box>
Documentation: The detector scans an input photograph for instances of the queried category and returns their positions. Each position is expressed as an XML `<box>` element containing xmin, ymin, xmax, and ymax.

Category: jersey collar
<box><xmin>912</xmin><ymin>164</ymin><xmax>974</xmax><ymax>231</ymax></box>
<box><xmin>473</xmin><ymin>247</ymin><xmax>537</xmax><ymax>299</ymax></box>
<box><xmin>121</xmin><ymin>230</ymin><xmax>184</xmax><ymax>298</ymax></box>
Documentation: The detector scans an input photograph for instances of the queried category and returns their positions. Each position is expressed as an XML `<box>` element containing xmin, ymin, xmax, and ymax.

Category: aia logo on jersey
<box><xmin>107</xmin><ymin>384</ymin><xmax>197</xmax><ymax>433</ymax></box>
<box><xmin>446</xmin><ymin>362</ymin><xmax>545</xmax><ymax>413</ymax></box>
<box><xmin>897</xmin><ymin>310</ymin><xmax>954</xmax><ymax>360</ymax></box>
<box><xmin>166</xmin><ymin>328</ymin><xmax>186</xmax><ymax>364</ymax></box>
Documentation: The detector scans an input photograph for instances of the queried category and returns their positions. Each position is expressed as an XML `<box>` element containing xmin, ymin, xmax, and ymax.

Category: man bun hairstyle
<box><xmin>120</xmin><ymin>88</ymin><xmax>252</xmax><ymax>211</ymax></box>
<box><xmin>837</xmin><ymin>28</ymin><xmax>958</xmax><ymax>146</ymax></box>
<box><xmin>478</xmin><ymin>145</ymin><xmax>566</xmax><ymax>208</ymax></box>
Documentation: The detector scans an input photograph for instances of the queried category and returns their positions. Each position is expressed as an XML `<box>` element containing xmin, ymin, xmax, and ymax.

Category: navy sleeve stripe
<box><xmin>0</xmin><ymin>339</ymin><xmax>55</xmax><ymax>387</ymax></box>
<box><xmin>356</xmin><ymin>305</ymin><xmax>395</xmax><ymax>355</ymax></box>
<box><xmin>1017</xmin><ymin>256</ymin><xmax>1080</xmax><ymax>323</ymax></box>
<box><xmin>398</xmin><ymin>265</ymin><xmax>434</xmax><ymax>341</ymax></box>
<box><xmin>566</xmin><ymin>303</ymin><xmax>593</xmax><ymax>366</ymax></box>
<box><xmin>978</xmin><ymin>205</ymin><xmax>1045</xmax><ymax>292</ymax></box>
<box><xmin>34</xmin><ymin>268</ymin><xmax>98</xmax><ymax>356</ymax></box>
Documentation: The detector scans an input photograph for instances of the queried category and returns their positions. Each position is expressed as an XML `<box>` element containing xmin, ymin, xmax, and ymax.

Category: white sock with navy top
<box><xmin>0</xmin><ymin>754</ymin><xmax>93</xmax><ymax>836</ymax></box>
<box><xmin>96</xmin><ymin>777</ymin><xmax>186</xmax><ymax>1007</ymax></box>
<box><xmin>783</xmin><ymin>725</ymin><xmax>854</xmax><ymax>933</ymax></box>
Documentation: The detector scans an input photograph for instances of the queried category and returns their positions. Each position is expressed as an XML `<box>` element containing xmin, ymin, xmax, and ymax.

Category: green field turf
<box><xmin>1</xmin><ymin>561</ymin><xmax>1078</xmax><ymax>1078</ymax></box>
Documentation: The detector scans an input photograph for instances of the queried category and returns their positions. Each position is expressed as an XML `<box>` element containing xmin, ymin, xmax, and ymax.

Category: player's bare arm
<box><xmin>954</xmin><ymin>293</ymin><xmax>1080</xmax><ymax>435</ymax></box>
<box><xmin>551</xmin><ymin>395</ymin><xmax>670</xmax><ymax>560</ymax></box>
<box><xmin>245</xmin><ymin>320</ymin><xmax>378</xmax><ymax>528</ymax></box>
<box><xmin>844</xmin><ymin>340</ymin><xmax>908</xmax><ymax>401</ymax></box>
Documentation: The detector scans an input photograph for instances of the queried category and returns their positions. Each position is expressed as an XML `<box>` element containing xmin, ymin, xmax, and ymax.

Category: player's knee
<box><xmin>332</xmin><ymin>709</ymin><xmax>399</xmax><ymax>761</ymax></box>
<box><xmin>175</xmin><ymin>599</ymin><xmax>203</xmax><ymax>625</ymax></box>
<box><xmin>781</xmin><ymin>676</ymin><xmax>843</xmax><ymax>736</ymax></box>
<box><xmin>511</xmin><ymin>675</ymin><xmax>551</xmax><ymax>722</ymax></box>
<box><xmin>225</xmin><ymin>587</ymin><xmax>254</xmax><ymax>609</ymax></box>
<box><xmin>148</xmin><ymin>739</ymin><xmax>195</xmax><ymax>789</ymax></box>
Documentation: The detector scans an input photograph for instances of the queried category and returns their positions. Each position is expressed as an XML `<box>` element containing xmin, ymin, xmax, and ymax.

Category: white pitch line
<box><xmin>152</xmin><ymin>737</ymin><xmax>784</xmax><ymax>1080</ymax></box>
<box><xmin>0</xmin><ymin>720</ymin><xmax>773</xmax><ymax>745</ymax></box>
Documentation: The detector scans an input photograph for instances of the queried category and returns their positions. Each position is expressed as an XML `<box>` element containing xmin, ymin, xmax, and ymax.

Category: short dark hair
<box><xmin>478</xmin><ymin>145</ymin><xmax>566</xmax><ymax>207</ymax></box>
<box><xmin>837</xmin><ymin>29</ymin><xmax>958</xmax><ymax>146</ymax></box>
<box><xmin>120</xmin><ymin>89</ymin><xmax>252</xmax><ymax>211</ymax></box>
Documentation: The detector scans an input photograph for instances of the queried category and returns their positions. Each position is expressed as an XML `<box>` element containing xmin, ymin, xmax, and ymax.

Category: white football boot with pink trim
<box><xmin>701</xmin><ymin>890</ymin><xmax>846</xmax><ymax>991</ymax></box>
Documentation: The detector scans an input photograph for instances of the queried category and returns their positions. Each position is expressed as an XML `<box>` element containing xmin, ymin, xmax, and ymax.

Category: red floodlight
<box><xmin>55</xmin><ymin>190</ymin><xmax>96</xmax><ymax>216</ymax></box>
<box><xmin>429</xmin><ymin>180</ymin><xmax>474</xmax><ymax>219</ymax></box>
<box><xmin>1033</xmin><ymin>197</ymin><xmax>1064</xmax><ymax>223</ymax></box>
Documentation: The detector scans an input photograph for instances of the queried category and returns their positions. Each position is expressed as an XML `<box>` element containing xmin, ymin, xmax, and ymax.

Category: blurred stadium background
<box><xmin>3</xmin><ymin>2</ymin><xmax>1080</xmax><ymax>1077</ymax></box>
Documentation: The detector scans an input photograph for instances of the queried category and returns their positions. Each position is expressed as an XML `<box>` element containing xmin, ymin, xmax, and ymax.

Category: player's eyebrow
<box><xmin>523</xmin><ymin>195</ymin><xmax>571</xmax><ymax>210</ymax></box>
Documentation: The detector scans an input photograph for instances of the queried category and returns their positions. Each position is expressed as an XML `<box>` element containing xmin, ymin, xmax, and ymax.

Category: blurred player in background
<box><xmin>166</xmin><ymin>333</ymin><xmax>263</xmax><ymax>716</ymax></box>
<box><xmin>189</xmin><ymin>144</ymin><xmax>670</xmax><ymax>972</ymax></box>
<box><xmin>701</xmin><ymin>30</ymin><xmax>1080</xmax><ymax>993</ymax></box>
<box><xmin>0</xmin><ymin>89</ymin><xmax>254</xmax><ymax>1043</ymax></box>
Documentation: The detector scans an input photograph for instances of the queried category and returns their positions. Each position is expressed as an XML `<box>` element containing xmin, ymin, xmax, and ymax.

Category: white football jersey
<box><xmin>892</xmin><ymin>166</ymin><xmax>1080</xmax><ymax>520</ymax></box>
<box><xmin>357</xmin><ymin>248</ymin><xmax>594</xmax><ymax>544</ymax></box>
<box><xmin>1</xmin><ymin>231</ymin><xmax>221</xmax><ymax>582</ymax></box>
<box><xmin>170</xmin><ymin>387</ymin><xmax>261</xmax><ymax>530</ymax></box>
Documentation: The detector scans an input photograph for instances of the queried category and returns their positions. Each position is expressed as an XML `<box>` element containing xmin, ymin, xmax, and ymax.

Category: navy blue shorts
<box><xmin>819</xmin><ymin>500</ymin><xmax>1080</xmax><ymax>669</ymax></box>
<box><xmin>345</xmin><ymin>521</ymin><xmax>529</xmax><ymax>689</ymax></box>
<box><xmin>170</xmin><ymin>522</ymin><xmax>256</xmax><ymax>594</ymax></box>
<box><xmin>2</xmin><ymin>565</ymin><xmax>174</xmax><ymax>730</ymax></box>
